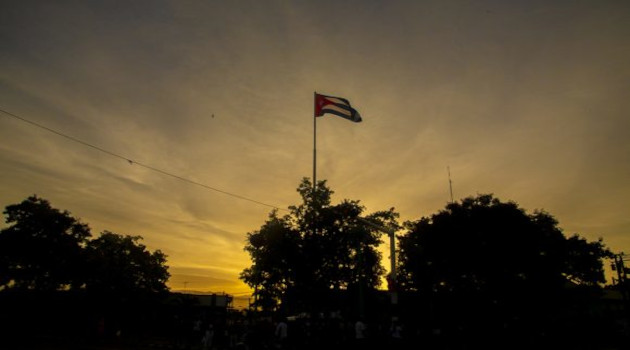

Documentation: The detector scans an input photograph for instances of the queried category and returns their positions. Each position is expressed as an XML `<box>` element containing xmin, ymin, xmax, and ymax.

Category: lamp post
<box><xmin>356</xmin><ymin>217</ymin><xmax>398</xmax><ymax>306</ymax></box>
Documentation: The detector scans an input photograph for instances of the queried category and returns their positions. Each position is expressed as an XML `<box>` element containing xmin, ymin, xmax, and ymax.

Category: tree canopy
<box><xmin>0</xmin><ymin>196</ymin><xmax>91</xmax><ymax>290</ymax></box>
<box><xmin>241</xmin><ymin>178</ymin><xmax>399</xmax><ymax>313</ymax></box>
<box><xmin>0</xmin><ymin>196</ymin><xmax>169</xmax><ymax>294</ymax></box>
<box><xmin>397</xmin><ymin>194</ymin><xmax>612</xmax><ymax>339</ymax></box>
<box><xmin>86</xmin><ymin>231</ymin><xmax>170</xmax><ymax>294</ymax></box>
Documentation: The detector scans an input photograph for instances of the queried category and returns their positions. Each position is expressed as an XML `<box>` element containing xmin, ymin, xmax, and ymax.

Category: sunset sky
<box><xmin>1</xmin><ymin>0</ymin><xmax>629</xmax><ymax>296</ymax></box>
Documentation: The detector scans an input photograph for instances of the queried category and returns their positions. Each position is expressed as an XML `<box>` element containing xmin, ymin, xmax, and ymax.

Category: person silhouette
<box><xmin>275</xmin><ymin>317</ymin><xmax>288</xmax><ymax>349</ymax></box>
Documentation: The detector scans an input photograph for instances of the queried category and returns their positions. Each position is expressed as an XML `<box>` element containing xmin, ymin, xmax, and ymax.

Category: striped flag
<box><xmin>314</xmin><ymin>93</ymin><xmax>362</xmax><ymax>122</ymax></box>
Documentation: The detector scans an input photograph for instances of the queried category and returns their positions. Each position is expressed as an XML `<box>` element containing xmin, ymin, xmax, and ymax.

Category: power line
<box><xmin>0</xmin><ymin>107</ymin><xmax>288</xmax><ymax>212</ymax></box>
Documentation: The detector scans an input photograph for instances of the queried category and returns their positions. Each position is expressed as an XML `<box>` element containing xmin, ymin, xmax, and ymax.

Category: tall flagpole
<box><xmin>313</xmin><ymin>92</ymin><xmax>317</xmax><ymax>192</ymax></box>
<box><xmin>312</xmin><ymin>92</ymin><xmax>317</xmax><ymax>239</ymax></box>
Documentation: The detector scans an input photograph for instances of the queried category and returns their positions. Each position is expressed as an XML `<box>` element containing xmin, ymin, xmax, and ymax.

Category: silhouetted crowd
<box><xmin>177</xmin><ymin>314</ymin><xmax>412</xmax><ymax>350</ymax></box>
<box><xmin>166</xmin><ymin>310</ymin><xmax>630</xmax><ymax>350</ymax></box>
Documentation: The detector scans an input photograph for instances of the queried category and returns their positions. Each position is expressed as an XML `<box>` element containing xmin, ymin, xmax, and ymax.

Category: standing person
<box><xmin>193</xmin><ymin>318</ymin><xmax>203</xmax><ymax>346</ymax></box>
<box><xmin>355</xmin><ymin>318</ymin><xmax>367</xmax><ymax>348</ymax></box>
<box><xmin>390</xmin><ymin>319</ymin><xmax>403</xmax><ymax>349</ymax></box>
<box><xmin>202</xmin><ymin>324</ymin><xmax>214</xmax><ymax>350</ymax></box>
<box><xmin>275</xmin><ymin>317</ymin><xmax>288</xmax><ymax>349</ymax></box>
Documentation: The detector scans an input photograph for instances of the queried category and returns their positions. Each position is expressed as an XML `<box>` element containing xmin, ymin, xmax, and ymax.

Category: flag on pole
<box><xmin>314</xmin><ymin>93</ymin><xmax>362</xmax><ymax>122</ymax></box>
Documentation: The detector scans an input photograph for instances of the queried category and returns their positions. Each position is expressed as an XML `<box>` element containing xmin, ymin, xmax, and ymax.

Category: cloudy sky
<box><xmin>1</xmin><ymin>0</ymin><xmax>629</xmax><ymax>295</ymax></box>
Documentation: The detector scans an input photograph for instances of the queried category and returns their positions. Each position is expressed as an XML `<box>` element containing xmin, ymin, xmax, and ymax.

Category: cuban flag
<box><xmin>314</xmin><ymin>93</ymin><xmax>362</xmax><ymax>123</ymax></box>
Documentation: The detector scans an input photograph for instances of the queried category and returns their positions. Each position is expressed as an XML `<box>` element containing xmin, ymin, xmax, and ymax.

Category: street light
<box><xmin>356</xmin><ymin>217</ymin><xmax>398</xmax><ymax>306</ymax></box>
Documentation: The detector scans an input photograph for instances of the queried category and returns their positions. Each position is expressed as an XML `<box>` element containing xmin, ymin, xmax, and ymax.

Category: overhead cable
<box><xmin>0</xmin><ymin>107</ymin><xmax>288</xmax><ymax>212</ymax></box>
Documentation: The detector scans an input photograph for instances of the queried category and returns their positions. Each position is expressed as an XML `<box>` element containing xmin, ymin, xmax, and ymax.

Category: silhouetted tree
<box><xmin>241</xmin><ymin>178</ymin><xmax>399</xmax><ymax>312</ymax></box>
<box><xmin>240</xmin><ymin>211</ymin><xmax>300</xmax><ymax>311</ymax></box>
<box><xmin>397</xmin><ymin>194</ymin><xmax>612</xmax><ymax>345</ymax></box>
<box><xmin>0</xmin><ymin>196</ymin><xmax>170</xmax><ymax>294</ymax></box>
<box><xmin>0</xmin><ymin>196</ymin><xmax>91</xmax><ymax>290</ymax></box>
<box><xmin>0</xmin><ymin>196</ymin><xmax>171</xmax><ymax>345</ymax></box>
<box><xmin>86</xmin><ymin>231</ymin><xmax>170</xmax><ymax>295</ymax></box>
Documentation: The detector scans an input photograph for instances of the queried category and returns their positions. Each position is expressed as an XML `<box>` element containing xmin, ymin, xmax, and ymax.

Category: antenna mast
<box><xmin>447</xmin><ymin>166</ymin><xmax>454</xmax><ymax>203</ymax></box>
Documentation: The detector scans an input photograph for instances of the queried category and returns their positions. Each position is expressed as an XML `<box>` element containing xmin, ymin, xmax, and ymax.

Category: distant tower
<box><xmin>447</xmin><ymin>166</ymin><xmax>454</xmax><ymax>203</ymax></box>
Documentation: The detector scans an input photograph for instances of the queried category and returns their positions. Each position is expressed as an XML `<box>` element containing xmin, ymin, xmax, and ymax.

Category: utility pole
<box><xmin>612</xmin><ymin>253</ymin><xmax>630</xmax><ymax>321</ymax></box>
<box><xmin>612</xmin><ymin>254</ymin><xmax>628</xmax><ymax>285</ymax></box>
<box><xmin>612</xmin><ymin>253</ymin><xmax>629</xmax><ymax>291</ymax></box>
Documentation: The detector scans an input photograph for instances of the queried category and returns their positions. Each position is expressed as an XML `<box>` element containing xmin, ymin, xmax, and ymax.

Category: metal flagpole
<box><xmin>312</xmin><ymin>92</ymin><xmax>318</xmax><ymax>240</ymax></box>
<box><xmin>313</xmin><ymin>92</ymin><xmax>317</xmax><ymax>192</ymax></box>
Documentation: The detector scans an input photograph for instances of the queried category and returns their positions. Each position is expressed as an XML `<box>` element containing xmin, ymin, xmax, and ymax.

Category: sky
<box><xmin>1</xmin><ymin>0</ymin><xmax>629</xmax><ymax>296</ymax></box>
